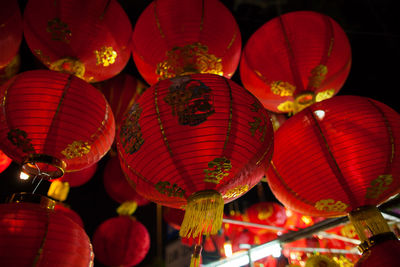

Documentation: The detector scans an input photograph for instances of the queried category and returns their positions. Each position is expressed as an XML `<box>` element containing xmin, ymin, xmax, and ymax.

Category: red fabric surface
<box><xmin>0</xmin><ymin>70</ymin><xmax>115</xmax><ymax>176</ymax></box>
<box><xmin>92</xmin><ymin>216</ymin><xmax>150</xmax><ymax>267</ymax></box>
<box><xmin>162</xmin><ymin>206</ymin><xmax>185</xmax><ymax>230</ymax></box>
<box><xmin>23</xmin><ymin>0</ymin><xmax>132</xmax><ymax>83</ymax></box>
<box><xmin>0</xmin><ymin>0</ymin><xmax>22</xmax><ymax>68</ymax></box>
<box><xmin>0</xmin><ymin>202</ymin><xmax>93</xmax><ymax>267</ymax></box>
<box><xmin>240</xmin><ymin>11</ymin><xmax>351</xmax><ymax>114</ymax></box>
<box><xmin>244</xmin><ymin>201</ymin><xmax>287</xmax><ymax>234</ymax></box>
<box><xmin>266</xmin><ymin>95</ymin><xmax>400</xmax><ymax>217</ymax></box>
<box><xmin>0</xmin><ymin>149</ymin><xmax>12</xmax><ymax>174</ymax></box>
<box><xmin>117</xmin><ymin>73</ymin><xmax>274</xmax><ymax>209</ymax></box>
<box><xmin>103</xmin><ymin>155</ymin><xmax>150</xmax><ymax>206</ymax></box>
<box><xmin>58</xmin><ymin>163</ymin><xmax>98</xmax><ymax>187</ymax></box>
<box><xmin>54</xmin><ymin>202</ymin><xmax>84</xmax><ymax>227</ymax></box>
<box><xmin>355</xmin><ymin>239</ymin><xmax>400</xmax><ymax>267</ymax></box>
<box><xmin>131</xmin><ymin>0</ymin><xmax>242</xmax><ymax>85</ymax></box>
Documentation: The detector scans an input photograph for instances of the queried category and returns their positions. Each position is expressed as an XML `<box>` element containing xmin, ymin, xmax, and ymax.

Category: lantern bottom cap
<box><xmin>22</xmin><ymin>154</ymin><xmax>66</xmax><ymax>179</ymax></box>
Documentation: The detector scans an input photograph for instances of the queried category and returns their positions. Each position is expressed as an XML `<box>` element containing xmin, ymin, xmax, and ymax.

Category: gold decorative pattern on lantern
<box><xmin>0</xmin><ymin>54</ymin><xmax>20</xmax><ymax>84</ymax></box>
<box><xmin>340</xmin><ymin>224</ymin><xmax>357</xmax><ymax>239</ymax></box>
<box><xmin>155</xmin><ymin>181</ymin><xmax>185</xmax><ymax>198</ymax></box>
<box><xmin>156</xmin><ymin>42</ymin><xmax>223</xmax><ymax>80</ymax></box>
<box><xmin>315</xmin><ymin>199</ymin><xmax>348</xmax><ymax>212</ymax></box>
<box><xmin>49</xmin><ymin>57</ymin><xmax>85</xmax><ymax>79</ymax></box>
<box><xmin>249</xmin><ymin>102</ymin><xmax>268</xmax><ymax>142</ymax></box>
<box><xmin>95</xmin><ymin>46</ymin><xmax>117</xmax><ymax>67</ymax></box>
<box><xmin>119</xmin><ymin>103</ymin><xmax>144</xmax><ymax>154</ymax></box>
<box><xmin>332</xmin><ymin>255</ymin><xmax>354</xmax><ymax>267</ymax></box>
<box><xmin>365</xmin><ymin>174</ymin><xmax>393</xmax><ymax>199</ymax></box>
<box><xmin>308</xmin><ymin>64</ymin><xmax>328</xmax><ymax>89</ymax></box>
<box><xmin>256</xmin><ymin>204</ymin><xmax>273</xmax><ymax>220</ymax></box>
<box><xmin>223</xmin><ymin>185</ymin><xmax>249</xmax><ymax>199</ymax></box>
<box><xmin>61</xmin><ymin>140</ymin><xmax>91</xmax><ymax>159</ymax></box>
<box><xmin>277</xmin><ymin>100</ymin><xmax>294</xmax><ymax>113</ymax></box>
<box><xmin>204</xmin><ymin>157</ymin><xmax>232</xmax><ymax>184</ymax></box>
<box><xmin>316</xmin><ymin>89</ymin><xmax>335</xmax><ymax>102</ymax></box>
<box><xmin>7</xmin><ymin>128</ymin><xmax>35</xmax><ymax>153</ymax></box>
<box><xmin>270</xmin><ymin>81</ymin><xmax>296</xmax><ymax>96</ymax></box>
<box><xmin>46</xmin><ymin>17</ymin><xmax>72</xmax><ymax>43</ymax></box>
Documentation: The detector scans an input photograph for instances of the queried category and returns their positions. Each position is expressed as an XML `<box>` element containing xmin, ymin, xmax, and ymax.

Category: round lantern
<box><xmin>95</xmin><ymin>73</ymin><xmax>148</xmax><ymax>127</ymax></box>
<box><xmin>58</xmin><ymin>163</ymin><xmax>98</xmax><ymax>187</ymax></box>
<box><xmin>0</xmin><ymin>149</ymin><xmax>12</xmax><ymax>174</ymax></box>
<box><xmin>92</xmin><ymin>216</ymin><xmax>150</xmax><ymax>267</ymax></box>
<box><xmin>23</xmin><ymin>0</ymin><xmax>132</xmax><ymax>83</ymax></box>
<box><xmin>284</xmin><ymin>208</ymin><xmax>316</xmax><ymax>231</ymax></box>
<box><xmin>54</xmin><ymin>202</ymin><xmax>84</xmax><ymax>227</ymax></box>
<box><xmin>0</xmin><ymin>70</ymin><xmax>115</xmax><ymax>179</ymax></box>
<box><xmin>131</xmin><ymin>0</ymin><xmax>242</xmax><ymax>85</ymax></box>
<box><xmin>0</xmin><ymin>0</ymin><xmax>23</xmax><ymax>69</ymax></box>
<box><xmin>117</xmin><ymin>73</ymin><xmax>274</xmax><ymax>242</ymax></box>
<box><xmin>0</xmin><ymin>193</ymin><xmax>93</xmax><ymax>267</ymax></box>
<box><xmin>240</xmin><ymin>11</ymin><xmax>351</xmax><ymax>114</ymax></box>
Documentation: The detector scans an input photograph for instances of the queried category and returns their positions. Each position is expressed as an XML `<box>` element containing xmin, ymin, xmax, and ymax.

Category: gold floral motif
<box><xmin>119</xmin><ymin>103</ymin><xmax>144</xmax><ymax>154</ymax></box>
<box><xmin>308</xmin><ymin>64</ymin><xmax>328</xmax><ymax>89</ymax></box>
<box><xmin>95</xmin><ymin>46</ymin><xmax>117</xmax><ymax>67</ymax></box>
<box><xmin>204</xmin><ymin>157</ymin><xmax>232</xmax><ymax>184</ymax></box>
<box><xmin>270</xmin><ymin>81</ymin><xmax>296</xmax><ymax>96</ymax></box>
<box><xmin>277</xmin><ymin>101</ymin><xmax>294</xmax><ymax>113</ymax></box>
<box><xmin>315</xmin><ymin>199</ymin><xmax>348</xmax><ymax>212</ymax></box>
<box><xmin>316</xmin><ymin>89</ymin><xmax>335</xmax><ymax>102</ymax></box>
<box><xmin>49</xmin><ymin>57</ymin><xmax>85</xmax><ymax>79</ymax></box>
<box><xmin>223</xmin><ymin>185</ymin><xmax>249</xmax><ymax>199</ymax></box>
<box><xmin>340</xmin><ymin>224</ymin><xmax>357</xmax><ymax>238</ymax></box>
<box><xmin>249</xmin><ymin>102</ymin><xmax>268</xmax><ymax>142</ymax></box>
<box><xmin>156</xmin><ymin>42</ymin><xmax>223</xmax><ymax>80</ymax></box>
<box><xmin>47</xmin><ymin>17</ymin><xmax>72</xmax><ymax>43</ymax></box>
<box><xmin>61</xmin><ymin>140</ymin><xmax>91</xmax><ymax>159</ymax></box>
<box><xmin>365</xmin><ymin>174</ymin><xmax>393</xmax><ymax>199</ymax></box>
<box><xmin>155</xmin><ymin>181</ymin><xmax>185</xmax><ymax>198</ymax></box>
<box><xmin>7</xmin><ymin>128</ymin><xmax>35</xmax><ymax>153</ymax></box>
<box><xmin>257</xmin><ymin>205</ymin><xmax>273</xmax><ymax>220</ymax></box>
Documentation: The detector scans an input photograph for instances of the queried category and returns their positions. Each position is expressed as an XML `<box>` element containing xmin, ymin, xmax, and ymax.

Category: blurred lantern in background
<box><xmin>0</xmin><ymin>193</ymin><xmax>94</xmax><ymax>267</ymax></box>
<box><xmin>265</xmin><ymin>95</ymin><xmax>400</xmax><ymax>264</ymax></box>
<box><xmin>92</xmin><ymin>215</ymin><xmax>150</xmax><ymax>267</ymax></box>
<box><xmin>240</xmin><ymin>11</ymin><xmax>351</xmax><ymax>115</ymax></box>
<box><xmin>163</xmin><ymin>206</ymin><xmax>185</xmax><ymax>231</ymax></box>
<box><xmin>131</xmin><ymin>0</ymin><xmax>242</xmax><ymax>85</ymax></box>
<box><xmin>0</xmin><ymin>149</ymin><xmax>12</xmax><ymax>174</ymax></box>
<box><xmin>0</xmin><ymin>70</ymin><xmax>115</xmax><ymax>180</ymax></box>
<box><xmin>284</xmin><ymin>208</ymin><xmax>318</xmax><ymax>231</ymax></box>
<box><xmin>117</xmin><ymin>73</ymin><xmax>274</xmax><ymax>265</ymax></box>
<box><xmin>23</xmin><ymin>0</ymin><xmax>132</xmax><ymax>83</ymax></box>
<box><xmin>58</xmin><ymin>163</ymin><xmax>98</xmax><ymax>187</ymax></box>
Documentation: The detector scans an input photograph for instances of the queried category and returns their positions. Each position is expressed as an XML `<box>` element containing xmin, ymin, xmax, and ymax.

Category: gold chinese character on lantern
<box><xmin>155</xmin><ymin>181</ymin><xmax>185</xmax><ymax>198</ymax></box>
<box><xmin>120</xmin><ymin>104</ymin><xmax>144</xmax><ymax>154</ymax></box>
<box><xmin>315</xmin><ymin>199</ymin><xmax>348</xmax><ymax>212</ymax></box>
<box><xmin>61</xmin><ymin>140</ymin><xmax>91</xmax><ymax>159</ymax></box>
<box><xmin>204</xmin><ymin>157</ymin><xmax>232</xmax><ymax>184</ymax></box>
<box><xmin>365</xmin><ymin>174</ymin><xmax>393</xmax><ymax>199</ymax></box>
<box><xmin>47</xmin><ymin>17</ymin><xmax>72</xmax><ymax>43</ymax></box>
<box><xmin>223</xmin><ymin>185</ymin><xmax>249</xmax><ymax>199</ymax></box>
<box><xmin>248</xmin><ymin>102</ymin><xmax>268</xmax><ymax>142</ymax></box>
<box><xmin>270</xmin><ymin>80</ymin><xmax>296</xmax><ymax>96</ymax></box>
<box><xmin>308</xmin><ymin>64</ymin><xmax>328</xmax><ymax>89</ymax></box>
<box><xmin>95</xmin><ymin>46</ymin><xmax>117</xmax><ymax>67</ymax></box>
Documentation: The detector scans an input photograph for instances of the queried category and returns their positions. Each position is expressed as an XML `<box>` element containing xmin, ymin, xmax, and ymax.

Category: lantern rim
<box><xmin>7</xmin><ymin>192</ymin><xmax>56</xmax><ymax>210</ymax></box>
<box><xmin>22</xmin><ymin>154</ymin><xmax>66</xmax><ymax>179</ymax></box>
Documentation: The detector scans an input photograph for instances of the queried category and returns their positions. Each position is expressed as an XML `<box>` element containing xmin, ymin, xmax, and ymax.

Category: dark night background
<box><xmin>1</xmin><ymin>0</ymin><xmax>399</xmax><ymax>266</ymax></box>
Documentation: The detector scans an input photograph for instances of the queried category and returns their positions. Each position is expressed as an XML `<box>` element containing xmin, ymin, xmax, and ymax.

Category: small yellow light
<box><xmin>224</xmin><ymin>241</ymin><xmax>233</xmax><ymax>258</ymax></box>
<box><xmin>19</xmin><ymin>172</ymin><xmax>30</xmax><ymax>180</ymax></box>
<box><xmin>301</xmin><ymin>215</ymin><xmax>312</xmax><ymax>225</ymax></box>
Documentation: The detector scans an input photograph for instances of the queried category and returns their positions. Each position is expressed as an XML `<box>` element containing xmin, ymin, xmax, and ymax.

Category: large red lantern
<box><xmin>240</xmin><ymin>11</ymin><xmax>351</xmax><ymax>114</ymax></box>
<box><xmin>117</xmin><ymin>73</ymin><xmax>274</xmax><ymax>244</ymax></box>
<box><xmin>0</xmin><ymin>193</ymin><xmax>94</xmax><ymax>267</ymax></box>
<box><xmin>0</xmin><ymin>70</ymin><xmax>115</xmax><ymax>179</ymax></box>
<box><xmin>0</xmin><ymin>149</ymin><xmax>12</xmax><ymax>174</ymax></box>
<box><xmin>131</xmin><ymin>0</ymin><xmax>242</xmax><ymax>85</ymax></box>
<box><xmin>354</xmin><ymin>235</ymin><xmax>400</xmax><ymax>267</ymax></box>
<box><xmin>92</xmin><ymin>216</ymin><xmax>150</xmax><ymax>267</ymax></box>
<box><xmin>54</xmin><ymin>202</ymin><xmax>84</xmax><ymax>228</ymax></box>
<box><xmin>23</xmin><ymin>0</ymin><xmax>132</xmax><ymax>83</ymax></box>
<box><xmin>0</xmin><ymin>0</ymin><xmax>22</xmax><ymax>69</ymax></box>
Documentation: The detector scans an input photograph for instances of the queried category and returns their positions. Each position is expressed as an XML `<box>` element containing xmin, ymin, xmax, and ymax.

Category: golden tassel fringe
<box><xmin>180</xmin><ymin>190</ymin><xmax>224</xmax><ymax>239</ymax></box>
<box><xmin>116</xmin><ymin>201</ymin><xmax>138</xmax><ymax>216</ymax></box>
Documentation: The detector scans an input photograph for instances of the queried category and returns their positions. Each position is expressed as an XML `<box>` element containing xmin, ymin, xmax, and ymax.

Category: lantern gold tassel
<box><xmin>180</xmin><ymin>190</ymin><xmax>224</xmax><ymax>239</ymax></box>
<box><xmin>189</xmin><ymin>244</ymin><xmax>202</xmax><ymax>267</ymax></box>
<box><xmin>47</xmin><ymin>180</ymin><xmax>70</xmax><ymax>202</ymax></box>
<box><xmin>116</xmin><ymin>201</ymin><xmax>138</xmax><ymax>216</ymax></box>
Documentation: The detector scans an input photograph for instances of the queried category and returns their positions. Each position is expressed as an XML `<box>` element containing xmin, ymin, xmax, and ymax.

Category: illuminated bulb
<box><xmin>19</xmin><ymin>171</ymin><xmax>30</xmax><ymax>180</ymax></box>
<box><xmin>285</xmin><ymin>209</ymin><xmax>293</xmax><ymax>217</ymax></box>
<box><xmin>224</xmin><ymin>241</ymin><xmax>233</xmax><ymax>258</ymax></box>
<box><xmin>314</xmin><ymin>110</ymin><xmax>325</xmax><ymax>120</ymax></box>
<box><xmin>301</xmin><ymin>215</ymin><xmax>312</xmax><ymax>225</ymax></box>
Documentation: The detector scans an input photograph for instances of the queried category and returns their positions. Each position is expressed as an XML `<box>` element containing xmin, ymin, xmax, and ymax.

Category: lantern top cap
<box><xmin>7</xmin><ymin>192</ymin><xmax>56</xmax><ymax>210</ymax></box>
<box><xmin>22</xmin><ymin>154</ymin><xmax>66</xmax><ymax>180</ymax></box>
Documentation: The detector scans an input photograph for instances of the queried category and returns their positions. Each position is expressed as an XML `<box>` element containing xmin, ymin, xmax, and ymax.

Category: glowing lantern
<box><xmin>0</xmin><ymin>70</ymin><xmax>115</xmax><ymax>179</ymax></box>
<box><xmin>265</xmin><ymin>95</ymin><xmax>400</xmax><ymax>259</ymax></box>
<box><xmin>131</xmin><ymin>0</ymin><xmax>242</xmax><ymax>85</ymax></box>
<box><xmin>92</xmin><ymin>216</ymin><xmax>150</xmax><ymax>267</ymax></box>
<box><xmin>284</xmin><ymin>208</ymin><xmax>316</xmax><ymax>231</ymax></box>
<box><xmin>0</xmin><ymin>193</ymin><xmax>93</xmax><ymax>266</ymax></box>
<box><xmin>23</xmin><ymin>0</ymin><xmax>132</xmax><ymax>83</ymax></box>
<box><xmin>0</xmin><ymin>149</ymin><xmax>12</xmax><ymax>174</ymax></box>
<box><xmin>117</xmin><ymin>73</ymin><xmax>274</xmax><ymax>263</ymax></box>
<box><xmin>240</xmin><ymin>11</ymin><xmax>351</xmax><ymax>114</ymax></box>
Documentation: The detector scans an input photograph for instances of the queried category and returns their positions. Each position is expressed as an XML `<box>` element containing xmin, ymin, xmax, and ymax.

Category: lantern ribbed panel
<box><xmin>117</xmin><ymin>73</ymin><xmax>274</xmax><ymax>209</ymax></box>
<box><xmin>0</xmin><ymin>149</ymin><xmax>12</xmax><ymax>174</ymax></box>
<box><xmin>96</xmin><ymin>73</ymin><xmax>148</xmax><ymax>127</ymax></box>
<box><xmin>92</xmin><ymin>216</ymin><xmax>150</xmax><ymax>267</ymax></box>
<box><xmin>0</xmin><ymin>70</ymin><xmax>115</xmax><ymax>176</ymax></box>
<box><xmin>0</xmin><ymin>202</ymin><xmax>93</xmax><ymax>267</ymax></box>
<box><xmin>103</xmin><ymin>155</ymin><xmax>149</xmax><ymax>205</ymax></box>
<box><xmin>266</xmin><ymin>95</ymin><xmax>400</xmax><ymax>217</ymax></box>
<box><xmin>54</xmin><ymin>203</ymin><xmax>84</xmax><ymax>228</ymax></box>
<box><xmin>240</xmin><ymin>11</ymin><xmax>351</xmax><ymax>114</ymax></box>
<box><xmin>132</xmin><ymin>0</ymin><xmax>242</xmax><ymax>85</ymax></box>
<box><xmin>0</xmin><ymin>0</ymin><xmax>22</xmax><ymax>68</ymax></box>
<box><xmin>23</xmin><ymin>0</ymin><xmax>132</xmax><ymax>83</ymax></box>
<box><xmin>59</xmin><ymin>163</ymin><xmax>98</xmax><ymax>187</ymax></box>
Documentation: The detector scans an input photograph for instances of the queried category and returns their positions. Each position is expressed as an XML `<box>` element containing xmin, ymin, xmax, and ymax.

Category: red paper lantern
<box><xmin>96</xmin><ymin>73</ymin><xmax>148</xmax><ymax>127</ymax></box>
<box><xmin>131</xmin><ymin>0</ymin><xmax>242</xmax><ymax>85</ymax></box>
<box><xmin>92</xmin><ymin>216</ymin><xmax>150</xmax><ymax>267</ymax></box>
<box><xmin>54</xmin><ymin>202</ymin><xmax>84</xmax><ymax>228</ymax></box>
<box><xmin>266</xmin><ymin>95</ymin><xmax>400</xmax><ymax>218</ymax></box>
<box><xmin>117</xmin><ymin>73</ymin><xmax>274</xmax><ymax>240</ymax></box>
<box><xmin>58</xmin><ymin>163</ymin><xmax>98</xmax><ymax>187</ymax></box>
<box><xmin>0</xmin><ymin>149</ymin><xmax>12</xmax><ymax>174</ymax></box>
<box><xmin>103</xmin><ymin>155</ymin><xmax>149</xmax><ymax>206</ymax></box>
<box><xmin>0</xmin><ymin>70</ymin><xmax>115</xmax><ymax>179</ymax></box>
<box><xmin>284</xmin><ymin>208</ymin><xmax>317</xmax><ymax>231</ymax></box>
<box><xmin>0</xmin><ymin>0</ymin><xmax>22</xmax><ymax>69</ymax></box>
<box><xmin>0</xmin><ymin>194</ymin><xmax>93</xmax><ymax>267</ymax></box>
<box><xmin>163</xmin><ymin>206</ymin><xmax>185</xmax><ymax>231</ymax></box>
<box><xmin>244</xmin><ymin>201</ymin><xmax>287</xmax><ymax>235</ymax></box>
<box><xmin>23</xmin><ymin>0</ymin><xmax>132</xmax><ymax>83</ymax></box>
<box><xmin>240</xmin><ymin>11</ymin><xmax>351</xmax><ymax>114</ymax></box>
